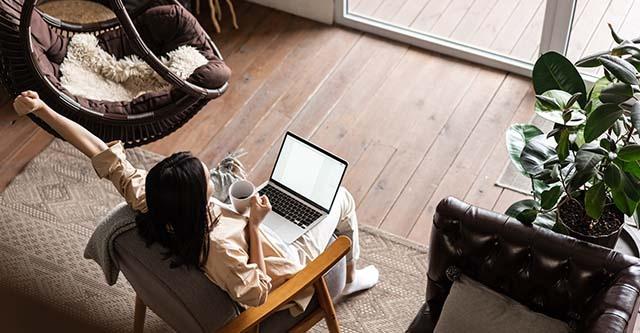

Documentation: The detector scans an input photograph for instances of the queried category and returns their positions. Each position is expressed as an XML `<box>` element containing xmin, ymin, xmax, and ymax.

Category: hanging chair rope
<box><xmin>195</xmin><ymin>0</ymin><xmax>237</xmax><ymax>33</ymax></box>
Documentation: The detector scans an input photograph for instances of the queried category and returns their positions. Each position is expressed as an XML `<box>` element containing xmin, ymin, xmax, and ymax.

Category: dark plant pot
<box><xmin>557</xmin><ymin>207</ymin><xmax>625</xmax><ymax>249</ymax></box>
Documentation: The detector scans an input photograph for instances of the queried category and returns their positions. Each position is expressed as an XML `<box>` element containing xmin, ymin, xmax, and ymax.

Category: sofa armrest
<box><xmin>581</xmin><ymin>264</ymin><xmax>640</xmax><ymax>333</ymax></box>
<box><xmin>406</xmin><ymin>303</ymin><xmax>436</xmax><ymax>333</ymax></box>
<box><xmin>217</xmin><ymin>236</ymin><xmax>352</xmax><ymax>333</ymax></box>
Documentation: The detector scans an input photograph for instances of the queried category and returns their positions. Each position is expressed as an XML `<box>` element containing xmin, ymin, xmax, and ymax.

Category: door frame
<box><xmin>334</xmin><ymin>0</ymin><xmax>597</xmax><ymax>83</ymax></box>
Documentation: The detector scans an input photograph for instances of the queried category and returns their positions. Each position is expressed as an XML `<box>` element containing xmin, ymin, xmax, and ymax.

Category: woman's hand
<box><xmin>12</xmin><ymin>90</ymin><xmax>108</xmax><ymax>158</ymax></box>
<box><xmin>13</xmin><ymin>91</ymin><xmax>46</xmax><ymax>116</ymax></box>
<box><xmin>248</xmin><ymin>195</ymin><xmax>271</xmax><ymax>228</ymax></box>
<box><xmin>247</xmin><ymin>195</ymin><xmax>269</xmax><ymax>273</ymax></box>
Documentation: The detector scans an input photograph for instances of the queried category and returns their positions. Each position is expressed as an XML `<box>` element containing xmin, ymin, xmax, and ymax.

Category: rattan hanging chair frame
<box><xmin>0</xmin><ymin>0</ymin><xmax>229</xmax><ymax>147</ymax></box>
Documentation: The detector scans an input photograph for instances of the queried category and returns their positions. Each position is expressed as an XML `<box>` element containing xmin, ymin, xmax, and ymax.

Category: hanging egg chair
<box><xmin>0</xmin><ymin>0</ymin><xmax>230</xmax><ymax>147</ymax></box>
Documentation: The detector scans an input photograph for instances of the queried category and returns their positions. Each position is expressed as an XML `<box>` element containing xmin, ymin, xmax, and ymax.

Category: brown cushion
<box><xmin>30</xmin><ymin>11</ymin><xmax>69</xmax><ymax>64</ymax></box>
<box><xmin>434</xmin><ymin>274</ymin><xmax>570</xmax><ymax>333</ymax></box>
<box><xmin>98</xmin><ymin>4</ymin><xmax>231</xmax><ymax>90</ymax></box>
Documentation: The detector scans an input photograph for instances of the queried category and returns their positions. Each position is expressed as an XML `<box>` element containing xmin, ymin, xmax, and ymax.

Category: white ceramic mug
<box><xmin>229</xmin><ymin>180</ymin><xmax>256</xmax><ymax>214</ymax></box>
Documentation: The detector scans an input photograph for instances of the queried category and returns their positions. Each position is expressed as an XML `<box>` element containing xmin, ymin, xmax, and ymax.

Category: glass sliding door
<box><xmin>565</xmin><ymin>0</ymin><xmax>640</xmax><ymax>79</ymax></box>
<box><xmin>336</xmin><ymin>0</ymin><xmax>582</xmax><ymax>80</ymax></box>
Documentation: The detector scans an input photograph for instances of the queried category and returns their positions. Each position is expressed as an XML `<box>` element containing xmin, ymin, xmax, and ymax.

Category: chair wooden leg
<box><xmin>289</xmin><ymin>309</ymin><xmax>324</xmax><ymax>333</ymax></box>
<box><xmin>314</xmin><ymin>277</ymin><xmax>340</xmax><ymax>333</ymax></box>
<box><xmin>134</xmin><ymin>294</ymin><xmax>147</xmax><ymax>333</ymax></box>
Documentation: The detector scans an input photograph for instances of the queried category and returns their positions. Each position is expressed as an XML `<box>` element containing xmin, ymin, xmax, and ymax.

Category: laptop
<box><xmin>258</xmin><ymin>132</ymin><xmax>348</xmax><ymax>244</ymax></box>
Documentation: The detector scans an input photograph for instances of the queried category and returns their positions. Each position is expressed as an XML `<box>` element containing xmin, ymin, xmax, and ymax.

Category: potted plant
<box><xmin>505</xmin><ymin>26</ymin><xmax>640</xmax><ymax>248</ymax></box>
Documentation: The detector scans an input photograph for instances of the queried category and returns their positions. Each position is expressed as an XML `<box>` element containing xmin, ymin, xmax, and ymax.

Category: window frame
<box><xmin>334</xmin><ymin>0</ymin><xmax>597</xmax><ymax>83</ymax></box>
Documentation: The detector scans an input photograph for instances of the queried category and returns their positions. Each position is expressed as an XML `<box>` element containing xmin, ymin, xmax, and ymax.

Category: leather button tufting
<box><xmin>417</xmin><ymin>197</ymin><xmax>640</xmax><ymax>333</ymax></box>
<box><xmin>533</xmin><ymin>295</ymin><xmax>544</xmax><ymax>308</ymax></box>
<box><xmin>445</xmin><ymin>266</ymin><xmax>462</xmax><ymax>282</ymax></box>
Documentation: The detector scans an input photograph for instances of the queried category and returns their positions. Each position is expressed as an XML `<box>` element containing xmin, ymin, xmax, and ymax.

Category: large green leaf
<box><xmin>534</xmin><ymin>90</ymin><xmax>586</xmax><ymax>126</ymax></box>
<box><xmin>623</xmin><ymin>160</ymin><xmax>640</xmax><ymax>178</ymax></box>
<box><xmin>574</xmin><ymin>128</ymin><xmax>586</xmax><ymax>147</ymax></box>
<box><xmin>505</xmin><ymin>199</ymin><xmax>539</xmax><ymax>225</ymax></box>
<box><xmin>565</xmin><ymin>92</ymin><xmax>583</xmax><ymax>109</ymax></box>
<box><xmin>587</xmin><ymin>77</ymin><xmax>610</xmax><ymax>113</ymax></box>
<box><xmin>611</xmin><ymin>170</ymin><xmax>640</xmax><ymax>216</ymax></box>
<box><xmin>599</xmin><ymin>82</ymin><xmax>634</xmax><ymax>104</ymax></box>
<box><xmin>557</xmin><ymin>129</ymin><xmax>570</xmax><ymax>162</ymax></box>
<box><xmin>631</xmin><ymin>101</ymin><xmax>640</xmax><ymax>130</ymax></box>
<box><xmin>520</xmin><ymin>136</ymin><xmax>556</xmax><ymax>177</ymax></box>
<box><xmin>533</xmin><ymin>178</ymin><xmax>557</xmax><ymax>197</ymax></box>
<box><xmin>575</xmin><ymin>143</ymin><xmax>606</xmax><ymax>171</ymax></box>
<box><xmin>618</xmin><ymin>145</ymin><xmax>640</xmax><ymax>162</ymax></box>
<box><xmin>506</xmin><ymin>124</ymin><xmax>544</xmax><ymax>175</ymax></box>
<box><xmin>584</xmin><ymin>103</ymin><xmax>624</xmax><ymax>142</ymax></box>
<box><xmin>612</xmin><ymin>188</ymin><xmax>637</xmax><ymax>216</ymax></box>
<box><xmin>627</xmin><ymin>57</ymin><xmax>640</xmax><ymax>72</ymax></box>
<box><xmin>535</xmin><ymin>94</ymin><xmax>561</xmax><ymax>109</ymax></box>
<box><xmin>604</xmin><ymin>163</ymin><xmax>623</xmax><ymax>190</ymax></box>
<box><xmin>611</xmin><ymin>44</ymin><xmax>640</xmax><ymax>57</ymax></box>
<box><xmin>576</xmin><ymin>52</ymin><xmax>606</xmax><ymax>68</ymax></box>
<box><xmin>600</xmin><ymin>137</ymin><xmax>616</xmax><ymax>152</ymax></box>
<box><xmin>622</xmin><ymin>172</ymin><xmax>640</xmax><ymax>202</ymax></box>
<box><xmin>533</xmin><ymin>52</ymin><xmax>587</xmax><ymax>107</ymax></box>
<box><xmin>614</xmin><ymin>119</ymin><xmax>624</xmax><ymax>136</ymax></box>
<box><xmin>599</xmin><ymin>55</ymin><xmax>639</xmax><ymax>86</ymax></box>
<box><xmin>552</xmin><ymin>220</ymin><xmax>570</xmax><ymax>235</ymax></box>
<box><xmin>540</xmin><ymin>185</ymin><xmax>562</xmax><ymax>210</ymax></box>
<box><xmin>585</xmin><ymin>182</ymin><xmax>606</xmax><ymax>219</ymax></box>
<box><xmin>568</xmin><ymin>169</ymin><xmax>596</xmax><ymax>192</ymax></box>
<box><xmin>609</xmin><ymin>23</ymin><xmax>624</xmax><ymax>43</ymax></box>
<box><xmin>533</xmin><ymin>211</ymin><xmax>557</xmax><ymax>230</ymax></box>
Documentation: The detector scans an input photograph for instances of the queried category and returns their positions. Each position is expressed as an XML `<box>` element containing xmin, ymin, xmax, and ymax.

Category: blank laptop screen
<box><xmin>271</xmin><ymin>134</ymin><xmax>347</xmax><ymax>212</ymax></box>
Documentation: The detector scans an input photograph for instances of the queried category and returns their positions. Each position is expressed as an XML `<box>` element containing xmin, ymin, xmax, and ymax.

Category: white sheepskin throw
<box><xmin>59</xmin><ymin>33</ymin><xmax>208</xmax><ymax>102</ymax></box>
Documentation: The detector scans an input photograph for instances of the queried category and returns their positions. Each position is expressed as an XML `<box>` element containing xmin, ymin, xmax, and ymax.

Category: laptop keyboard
<box><xmin>259</xmin><ymin>184</ymin><xmax>322</xmax><ymax>229</ymax></box>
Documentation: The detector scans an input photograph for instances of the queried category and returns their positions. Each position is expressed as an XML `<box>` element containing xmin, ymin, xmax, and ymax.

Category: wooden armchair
<box><xmin>217</xmin><ymin>236</ymin><xmax>351</xmax><ymax>333</ymax></box>
<box><xmin>116</xmin><ymin>231</ymin><xmax>351</xmax><ymax>333</ymax></box>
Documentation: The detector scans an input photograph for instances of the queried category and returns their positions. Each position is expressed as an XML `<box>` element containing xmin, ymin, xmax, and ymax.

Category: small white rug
<box><xmin>59</xmin><ymin>34</ymin><xmax>208</xmax><ymax>102</ymax></box>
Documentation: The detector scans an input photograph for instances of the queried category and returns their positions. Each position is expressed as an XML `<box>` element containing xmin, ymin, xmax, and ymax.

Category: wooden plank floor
<box><xmin>1</xmin><ymin>1</ymin><xmax>534</xmax><ymax>244</ymax></box>
<box><xmin>349</xmin><ymin>0</ymin><xmax>640</xmax><ymax>71</ymax></box>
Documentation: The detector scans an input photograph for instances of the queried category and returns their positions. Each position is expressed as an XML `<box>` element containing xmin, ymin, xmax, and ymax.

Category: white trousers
<box><xmin>292</xmin><ymin>187</ymin><xmax>360</xmax><ymax>263</ymax></box>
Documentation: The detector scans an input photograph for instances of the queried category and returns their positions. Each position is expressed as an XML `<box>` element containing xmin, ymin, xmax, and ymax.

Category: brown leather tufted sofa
<box><xmin>407</xmin><ymin>197</ymin><xmax>640</xmax><ymax>333</ymax></box>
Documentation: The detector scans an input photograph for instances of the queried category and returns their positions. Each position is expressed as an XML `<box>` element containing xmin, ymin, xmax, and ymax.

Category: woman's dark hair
<box><xmin>136</xmin><ymin>152</ymin><xmax>212</xmax><ymax>269</ymax></box>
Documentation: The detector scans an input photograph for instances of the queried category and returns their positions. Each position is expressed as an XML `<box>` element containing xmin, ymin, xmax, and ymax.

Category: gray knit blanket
<box><xmin>84</xmin><ymin>152</ymin><xmax>247</xmax><ymax>285</ymax></box>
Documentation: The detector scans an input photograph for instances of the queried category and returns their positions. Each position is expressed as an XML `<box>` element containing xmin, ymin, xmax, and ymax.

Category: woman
<box><xmin>13</xmin><ymin>91</ymin><xmax>378</xmax><ymax>315</ymax></box>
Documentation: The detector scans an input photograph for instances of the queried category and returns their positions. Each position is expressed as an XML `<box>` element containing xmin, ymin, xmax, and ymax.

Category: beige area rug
<box><xmin>0</xmin><ymin>140</ymin><xmax>427</xmax><ymax>332</ymax></box>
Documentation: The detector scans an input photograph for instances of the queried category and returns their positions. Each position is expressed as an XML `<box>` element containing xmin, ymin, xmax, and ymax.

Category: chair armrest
<box><xmin>581</xmin><ymin>264</ymin><xmax>640</xmax><ymax>333</ymax></box>
<box><xmin>217</xmin><ymin>236</ymin><xmax>352</xmax><ymax>333</ymax></box>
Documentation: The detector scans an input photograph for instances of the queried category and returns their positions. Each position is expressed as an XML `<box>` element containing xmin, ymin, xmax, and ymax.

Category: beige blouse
<box><xmin>92</xmin><ymin>141</ymin><xmax>313</xmax><ymax>315</ymax></box>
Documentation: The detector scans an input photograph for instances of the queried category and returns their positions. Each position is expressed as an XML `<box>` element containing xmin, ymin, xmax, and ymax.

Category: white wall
<box><xmin>246</xmin><ymin>0</ymin><xmax>334</xmax><ymax>25</ymax></box>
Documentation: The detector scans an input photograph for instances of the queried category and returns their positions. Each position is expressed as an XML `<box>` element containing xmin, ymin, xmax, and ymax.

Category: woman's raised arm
<box><xmin>13</xmin><ymin>91</ymin><xmax>107</xmax><ymax>158</ymax></box>
<box><xmin>15</xmin><ymin>91</ymin><xmax>148</xmax><ymax>212</ymax></box>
